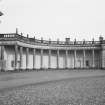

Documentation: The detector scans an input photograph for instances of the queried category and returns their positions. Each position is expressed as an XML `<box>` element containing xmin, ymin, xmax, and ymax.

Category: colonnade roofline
<box><xmin>0</xmin><ymin>32</ymin><xmax>105</xmax><ymax>46</ymax></box>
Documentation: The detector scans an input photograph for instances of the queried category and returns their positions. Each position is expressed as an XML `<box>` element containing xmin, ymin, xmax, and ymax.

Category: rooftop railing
<box><xmin>0</xmin><ymin>33</ymin><xmax>103</xmax><ymax>45</ymax></box>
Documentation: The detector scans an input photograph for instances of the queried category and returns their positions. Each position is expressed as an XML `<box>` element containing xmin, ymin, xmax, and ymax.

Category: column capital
<box><xmin>49</xmin><ymin>49</ymin><xmax>51</xmax><ymax>53</ymax></box>
<box><xmin>41</xmin><ymin>49</ymin><xmax>43</xmax><ymax>52</ymax></box>
<box><xmin>65</xmin><ymin>49</ymin><xmax>68</xmax><ymax>53</ymax></box>
<box><xmin>57</xmin><ymin>49</ymin><xmax>59</xmax><ymax>54</ymax></box>
<box><xmin>26</xmin><ymin>47</ymin><xmax>29</xmax><ymax>50</ymax></box>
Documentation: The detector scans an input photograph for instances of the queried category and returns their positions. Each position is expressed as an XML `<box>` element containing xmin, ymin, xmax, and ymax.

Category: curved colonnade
<box><xmin>0</xmin><ymin>32</ymin><xmax>105</xmax><ymax>71</ymax></box>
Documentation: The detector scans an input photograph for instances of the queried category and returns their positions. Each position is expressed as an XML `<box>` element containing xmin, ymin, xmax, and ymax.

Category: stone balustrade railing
<box><xmin>0</xmin><ymin>33</ymin><xmax>103</xmax><ymax>46</ymax></box>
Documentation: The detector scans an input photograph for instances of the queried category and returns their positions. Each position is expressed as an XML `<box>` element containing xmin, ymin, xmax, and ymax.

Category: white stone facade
<box><xmin>0</xmin><ymin>33</ymin><xmax>105</xmax><ymax>71</ymax></box>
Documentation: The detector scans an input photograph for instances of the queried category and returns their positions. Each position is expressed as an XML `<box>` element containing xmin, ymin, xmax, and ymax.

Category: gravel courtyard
<box><xmin>0</xmin><ymin>70</ymin><xmax>105</xmax><ymax>105</ymax></box>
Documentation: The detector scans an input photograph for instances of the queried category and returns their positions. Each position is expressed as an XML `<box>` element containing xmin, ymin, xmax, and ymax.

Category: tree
<box><xmin>0</xmin><ymin>11</ymin><xmax>3</xmax><ymax>16</ymax></box>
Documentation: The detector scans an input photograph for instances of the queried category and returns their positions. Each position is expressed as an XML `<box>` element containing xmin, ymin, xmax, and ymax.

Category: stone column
<box><xmin>74</xmin><ymin>50</ymin><xmax>77</xmax><ymax>68</ymax></box>
<box><xmin>65</xmin><ymin>50</ymin><xmax>68</xmax><ymax>69</ymax></box>
<box><xmin>1</xmin><ymin>45</ymin><xmax>4</xmax><ymax>71</ymax></box>
<box><xmin>101</xmin><ymin>49</ymin><xmax>105</xmax><ymax>69</ymax></box>
<box><xmin>33</xmin><ymin>49</ymin><xmax>36</xmax><ymax>69</ymax></box>
<box><xmin>20</xmin><ymin>47</ymin><xmax>23</xmax><ymax>69</ymax></box>
<box><xmin>48</xmin><ymin>49</ymin><xmax>51</xmax><ymax>69</ymax></box>
<box><xmin>15</xmin><ymin>45</ymin><xmax>18</xmax><ymax>70</ymax></box>
<box><xmin>83</xmin><ymin>50</ymin><xmax>86</xmax><ymax>68</ymax></box>
<box><xmin>1</xmin><ymin>46</ymin><xmax>4</xmax><ymax>60</ymax></box>
<box><xmin>92</xmin><ymin>49</ymin><xmax>95</xmax><ymax>68</ymax></box>
<box><xmin>26</xmin><ymin>48</ymin><xmax>29</xmax><ymax>70</ymax></box>
<box><xmin>99</xmin><ymin>50</ymin><xmax>101</xmax><ymax>69</ymax></box>
<box><xmin>57</xmin><ymin>49</ymin><xmax>59</xmax><ymax>69</ymax></box>
<box><xmin>100</xmin><ymin>50</ymin><xmax>103</xmax><ymax>69</ymax></box>
<box><xmin>40</xmin><ymin>49</ymin><xmax>43</xmax><ymax>69</ymax></box>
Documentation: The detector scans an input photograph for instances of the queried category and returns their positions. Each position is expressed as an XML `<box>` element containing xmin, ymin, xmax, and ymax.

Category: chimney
<box><xmin>27</xmin><ymin>34</ymin><xmax>29</xmax><ymax>38</ymax></box>
<box><xmin>57</xmin><ymin>38</ymin><xmax>59</xmax><ymax>44</ymax></box>
<box><xmin>21</xmin><ymin>33</ymin><xmax>23</xmax><ymax>36</ymax></box>
<box><xmin>41</xmin><ymin>37</ymin><xmax>43</xmax><ymax>43</ymax></box>
<box><xmin>65</xmin><ymin>38</ymin><xmax>70</xmax><ymax>44</ymax></box>
<box><xmin>49</xmin><ymin>38</ymin><xmax>51</xmax><ymax>44</ymax></box>
<box><xmin>16</xmin><ymin>28</ymin><xmax>18</xmax><ymax>34</ymax></box>
<box><xmin>99</xmin><ymin>36</ymin><xmax>103</xmax><ymax>44</ymax></box>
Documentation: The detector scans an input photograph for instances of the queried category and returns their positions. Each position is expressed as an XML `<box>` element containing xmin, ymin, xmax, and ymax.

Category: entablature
<box><xmin>0</xmin><ymin>33</ymin><xmax>103</xmax><ymax>50</ymax></box>
<box><xmin>0</xmin><ymin>40</ymin><xmax>101</xmax><ymax>50</ymax></box>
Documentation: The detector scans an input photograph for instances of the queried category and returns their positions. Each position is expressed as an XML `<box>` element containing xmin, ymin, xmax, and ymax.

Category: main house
<box><xmin>0</xmin><ymin>29</ymin><xmax>105</xmax><ymax>71</ymax></box>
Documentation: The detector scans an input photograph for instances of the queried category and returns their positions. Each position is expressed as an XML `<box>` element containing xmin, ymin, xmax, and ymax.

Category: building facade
<box><xmin>0</xmin><ymin>31</ymin><xmax>105</xmax><ymax>71</ymax></box>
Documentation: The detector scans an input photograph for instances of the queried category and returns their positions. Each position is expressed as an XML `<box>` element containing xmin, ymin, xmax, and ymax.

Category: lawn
<box><xmin>0</xmin><ymin>74</ymin><xmax>105</xmax><ymax>105</ymax></box>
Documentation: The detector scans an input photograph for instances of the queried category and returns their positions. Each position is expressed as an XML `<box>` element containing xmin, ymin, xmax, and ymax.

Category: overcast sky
<box><xmin>0</xmin><ymin>0</ymin><xmax>105</xmax><ymax>41</ymax></box>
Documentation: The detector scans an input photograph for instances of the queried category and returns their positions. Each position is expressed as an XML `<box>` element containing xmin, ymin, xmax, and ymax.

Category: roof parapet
<box><xmin>0</xmin><ymin>32</ymin><xmax>103</xmax><ymax>45</ymax></box>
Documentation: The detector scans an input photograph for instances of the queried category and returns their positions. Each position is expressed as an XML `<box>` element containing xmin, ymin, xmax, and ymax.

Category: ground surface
<box><xmin>0</xmin><ymin>70</ymin><xmax>105</xmax><ymax>105</ymax></box>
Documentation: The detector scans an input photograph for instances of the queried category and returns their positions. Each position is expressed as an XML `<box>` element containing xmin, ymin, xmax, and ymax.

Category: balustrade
<box><xmin>0</xmin><ymin>33</ymin><xmax>103</xmax><ymax>46</ymax></box>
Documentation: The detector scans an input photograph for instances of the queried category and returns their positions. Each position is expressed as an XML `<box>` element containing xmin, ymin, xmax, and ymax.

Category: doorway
<box><xmin>86</xmin><ymin>60</ymin><xmax>89</xmax><ymax>67</ymax></box>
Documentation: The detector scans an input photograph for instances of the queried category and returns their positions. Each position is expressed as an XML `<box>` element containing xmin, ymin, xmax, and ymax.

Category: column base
<box><xmin>65</xmin><ymin>67</ymin><xmax>68</xmax><ymax>69</ymax></box>
<box><xmin>33</xmin><ymin>68</ymin><xmax>37</xmax><ymax>70</ymax></box>
<box><xmin>48</xmin><ymin>67</ymin><xmax>51</xmax><ymax>70</ymax></box>
<box><xmin>101</xmin><ymin>67</ymin><xmax>105</xmax><ymax>70</ymax></box>
<box><xmin>26</xmin><ymin>68</ymin><xmax>30</xmax><ymax>71</ymax></box>
<box><xmin>14</xmin><ymin>68</ymin><xmax>19</xmax><ymax>71</ymax></box>
<box><xmin>1</xmin><ymin>69</ymin><xmax>5</xmax><ymax>72</ymax></box>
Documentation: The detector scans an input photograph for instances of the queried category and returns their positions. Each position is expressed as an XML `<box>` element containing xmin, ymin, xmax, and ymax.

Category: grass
<box><xmin>0</xmin><ymin>75</ymin><xmax>105</xmax><ymax>105</ymax></box>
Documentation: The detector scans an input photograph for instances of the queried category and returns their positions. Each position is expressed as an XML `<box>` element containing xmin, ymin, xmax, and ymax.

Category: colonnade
<box><xmin>14</xmin><ymin>45</ymin><xmax>95</xmax><ymax>70</ymax></box>
<box><xmin>0</xmin><ymin>33</ymin><xmax>105</xmax><ymax>71</ymax></box>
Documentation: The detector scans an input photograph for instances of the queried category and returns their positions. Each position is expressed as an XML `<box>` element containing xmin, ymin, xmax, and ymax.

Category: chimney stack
<box><xmin>65</xmin><ymin>38</ymin><xmax>70</xmax><ymax>44</ymax></box>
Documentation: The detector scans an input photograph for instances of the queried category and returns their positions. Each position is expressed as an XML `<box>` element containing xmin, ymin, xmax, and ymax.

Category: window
<box><xmin>86</xmin><ymin>60</ymin><xmax>89</xmax><ymax>67</ymax></box>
